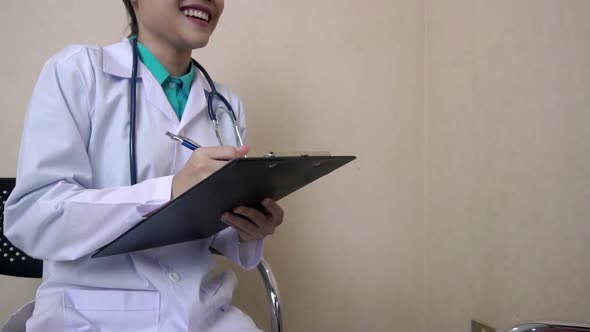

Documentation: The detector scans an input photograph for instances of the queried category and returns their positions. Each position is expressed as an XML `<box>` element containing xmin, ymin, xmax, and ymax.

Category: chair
<box><xmin>0</xmin><ymin>179</ymin><xmax>42</xmax><ymax>279</ymax></box>
<box><xmin>0</xmin><ymin>177</ymin><xmax>282</xmax><ymax>332</ymax></box>
<box><xmin>498</xmin><ymin>322</ymin><xmax>590</xmax><ymax>332</ymax></box>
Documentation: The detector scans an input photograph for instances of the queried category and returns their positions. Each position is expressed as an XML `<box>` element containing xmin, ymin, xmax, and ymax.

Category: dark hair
<box><xmin>123</xmin><ymin>0</ymin><xmax>138</xmax><ymax>36</ymax></box>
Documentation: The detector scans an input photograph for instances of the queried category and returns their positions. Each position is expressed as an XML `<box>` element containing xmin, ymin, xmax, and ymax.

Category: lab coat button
<box><xmin>168</xmin><ymin>271</ymin><xmax>181</xmax><ymax>282</ymax></box>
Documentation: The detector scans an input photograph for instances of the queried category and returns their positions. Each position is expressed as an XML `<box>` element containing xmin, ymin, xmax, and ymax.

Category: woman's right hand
<box><xmin>171</xmin><ymin>145</ymin><xmax>249</xmax><ymax>199</ymax></box>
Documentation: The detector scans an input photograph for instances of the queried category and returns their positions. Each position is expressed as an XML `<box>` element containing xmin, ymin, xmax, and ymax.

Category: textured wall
<box><xmin>425</xmin><ymin>1</ymin><xmax>590</xmax><ymax>330</ymax></box>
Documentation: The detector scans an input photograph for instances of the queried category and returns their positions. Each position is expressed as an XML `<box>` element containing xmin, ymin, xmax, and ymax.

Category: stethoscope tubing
<box><xmin>128</xmin><ymin>38</ymin><xmax>243</xmax><ymax>185</ymax></box>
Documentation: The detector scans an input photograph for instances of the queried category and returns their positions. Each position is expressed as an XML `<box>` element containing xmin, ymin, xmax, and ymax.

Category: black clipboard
<box><xmin>92</xmin><ymin>155</ymin><xmax>356</xmax><ymax>258</ymax></box>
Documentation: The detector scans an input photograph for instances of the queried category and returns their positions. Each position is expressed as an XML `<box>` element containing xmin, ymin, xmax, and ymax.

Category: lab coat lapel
<box><xmin>102</xmin><ymin>40</ymin><xmax>135</xmax><ymax>78</ymax></box>
<box><xmin>141</xmin><ymin>69</ymin><xmax>179</xmax><ymax>124</ymax></box>
<box><xmin>178</xmin><ymin>70</ymin><xmax>208</xmax><ymax>130</ymax></box>
<box><xmin>102</xmin><ymin>39</ymin><xmax>179</xmax><ymax>124</ymax></box>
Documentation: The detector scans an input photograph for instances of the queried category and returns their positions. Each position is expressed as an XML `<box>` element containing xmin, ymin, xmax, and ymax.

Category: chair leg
<box><xmin>257</xmin><ymin>258</ymin><xmax>283</xmax><ymax>332</ymax></box>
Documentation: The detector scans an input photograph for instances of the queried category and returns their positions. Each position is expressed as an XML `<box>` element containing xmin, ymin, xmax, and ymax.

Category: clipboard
<box><xmin>92</xmin><ymin>155</ymin><xmax>356</xmax><ymax>258</ymax></box>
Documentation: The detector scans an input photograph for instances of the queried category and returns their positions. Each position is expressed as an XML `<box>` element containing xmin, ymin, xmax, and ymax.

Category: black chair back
<box><xmin>0</xmin><ymin>178</ymin><xmax>43</xmax><ymax>278</ymax></box>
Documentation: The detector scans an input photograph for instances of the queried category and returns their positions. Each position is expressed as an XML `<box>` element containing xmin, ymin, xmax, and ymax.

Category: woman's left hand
<box><xmin>221</xmin><ymin>199</ymin><xmax>284</xmax><ymax>241</ymax></box>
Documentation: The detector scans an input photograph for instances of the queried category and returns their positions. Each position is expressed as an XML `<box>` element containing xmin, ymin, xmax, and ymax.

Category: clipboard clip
<box><xmin>263</xmin><ymin>151</ymin><xmax>332</xmax><ymax>158</ymax></box>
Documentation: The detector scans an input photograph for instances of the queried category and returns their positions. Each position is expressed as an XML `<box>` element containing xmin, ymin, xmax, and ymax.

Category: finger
<box><xmin>221</xmin><ymin>213</ymin><xmax>260</xmax><ymax>237</ymax></box>
<box><xmin>224</xmin><ymin>219</ymin><xmax>257</xmax><ymax>242</ymax></box>
<box><xmin>196</xmin><ymin>145</ymin><xmax>250</xmax><ymax>161</ymax></box>
<box><xmin>233</xmin><ymin>206</ymin><xmax>270</xmax><ymax>228</ymax></box>
<box><xmin>261</xmin><ymin>199</ymin><xmax>285</xmax><ymax>225</ymax></box>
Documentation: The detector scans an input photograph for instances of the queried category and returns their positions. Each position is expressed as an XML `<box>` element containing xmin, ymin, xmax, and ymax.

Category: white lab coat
<box><xmin>3</xmin><ymin>40</ymin><xmax>263</xmax><ymax>332</ymax></box>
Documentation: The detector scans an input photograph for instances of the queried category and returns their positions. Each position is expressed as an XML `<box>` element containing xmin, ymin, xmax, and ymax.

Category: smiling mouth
<box><xmin>181</xmin><ymin>7</ymin><xmax>211</xmax><ymax>23</ymax></box>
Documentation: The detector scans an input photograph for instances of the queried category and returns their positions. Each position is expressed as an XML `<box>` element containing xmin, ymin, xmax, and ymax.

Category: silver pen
<box><xmin>165</xmin><ymin>131</ymin><xmax>201</xmax><ymax>151</ymax></box>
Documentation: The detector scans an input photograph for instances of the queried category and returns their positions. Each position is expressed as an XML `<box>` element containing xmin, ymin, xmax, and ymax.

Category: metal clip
<box><xmin>262</xmin><ymin>151</ymin><xmax>331</xmax><ymax>158</ymax></box>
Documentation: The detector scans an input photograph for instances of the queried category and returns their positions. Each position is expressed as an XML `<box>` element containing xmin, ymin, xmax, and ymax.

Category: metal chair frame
<box><xmin>1</xmin><ymin>177</ymin><xmax>282</xmax><ymax>332</ymax></box>
<box><xmin>498</xmin><ymin>322</ymin><xmax>590</xmax><ymax>332</ymax></box>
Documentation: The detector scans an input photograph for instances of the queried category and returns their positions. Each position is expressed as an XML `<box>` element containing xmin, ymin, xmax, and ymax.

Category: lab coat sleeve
<box><xmin>210</xmin><ymin>97</ymin><xmax>263</xmax><ymax>270</ymax></box>
<box><xmin>211</xmin><ymin>228</ymin><xmax>263</xmax><ymax>270</ymax></box>
<box><xmin>3</xmin><ymin>51</ymin><xmax>172</xmax><ymax>261</ymax></box>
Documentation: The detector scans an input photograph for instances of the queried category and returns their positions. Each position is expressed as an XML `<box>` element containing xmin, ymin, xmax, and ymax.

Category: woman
<box><xmin>4</xmin><ymin>0</ymin><xmax>283</xmax><ymax>330</ymax></box>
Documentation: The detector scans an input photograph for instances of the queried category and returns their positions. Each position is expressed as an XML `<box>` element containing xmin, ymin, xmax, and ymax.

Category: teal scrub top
<box><xmin>136</xmin><ymin>41</ymin><xmax>196</xmax><ymax>120</ymax></box>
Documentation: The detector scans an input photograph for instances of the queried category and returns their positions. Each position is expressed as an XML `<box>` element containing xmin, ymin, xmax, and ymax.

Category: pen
<box><xmin>165</xmin><ymin>131</ymin><xmax>201</xmax><ymax>151</ymax></box>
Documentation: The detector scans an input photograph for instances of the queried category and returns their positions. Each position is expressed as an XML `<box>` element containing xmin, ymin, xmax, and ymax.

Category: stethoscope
<box><xmin>128</xmin><ymin>38</ymin><xmax>245</xmax><ymax>185</ymax></box>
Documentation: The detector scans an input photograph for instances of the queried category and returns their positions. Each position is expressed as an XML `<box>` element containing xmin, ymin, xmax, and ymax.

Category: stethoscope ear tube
<box><xmin>129</xmin><ymin>38</ymin><xmax>139</xmax><ymax>186</ymax></box>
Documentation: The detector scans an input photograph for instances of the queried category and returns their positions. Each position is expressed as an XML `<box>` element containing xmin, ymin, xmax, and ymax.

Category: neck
<box><xmin>137</xmin><ymin>33</ymin><xmax>192</xmax><ymax>77</ymax></box>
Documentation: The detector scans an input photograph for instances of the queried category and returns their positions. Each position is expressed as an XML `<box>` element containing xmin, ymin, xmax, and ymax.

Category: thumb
<box><xmin>236</xmin><ymin>144</ymin><xmax>250</xmax><ymax>157</ymax></box>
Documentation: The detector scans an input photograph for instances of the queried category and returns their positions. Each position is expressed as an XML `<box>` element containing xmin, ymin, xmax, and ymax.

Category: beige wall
<box><xmin>209</xmin><ymin>1</ymin><xmax>426</xmax><ymax>331</ymax></box>
<box><xmin>1</xmin><ymin>1</ymin><xmax>589</xmax><ymax>332</ymax></box>
<box><xmin>425</xmin><ymin>0</ymin><xmax>590</xmax><ymax>330</ymax></box>
<box><xmin>215</xmin><ymin>2</ymin><xmax>426</xmax><ymax>331</ymax></box>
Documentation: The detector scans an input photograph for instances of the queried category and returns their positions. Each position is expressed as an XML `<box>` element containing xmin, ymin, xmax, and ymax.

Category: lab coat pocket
<box><xmin>63</xmin><ymin>289</ymin><xmax>159</xmax><ymax>332</ymax></box>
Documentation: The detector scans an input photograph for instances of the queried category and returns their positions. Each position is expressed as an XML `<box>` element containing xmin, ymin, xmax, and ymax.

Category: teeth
<box><xmin>195</xmin><ymin>11</ymin><xmax>210</xmax><ymax>21</ymax></box>
<box><xmin>182</xmin><ymin>8</ymin><xmax>210</xmax><ymax>21</ymax></box>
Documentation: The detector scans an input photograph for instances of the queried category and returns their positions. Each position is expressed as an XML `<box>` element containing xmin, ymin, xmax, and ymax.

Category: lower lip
<box><xmin>184</xmin><ymin>15</ymin><xmax>210</xmax><ymax>27</ymax></box>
